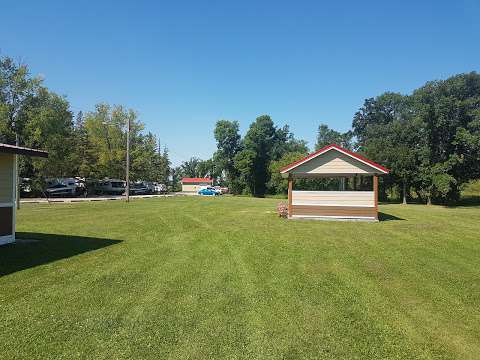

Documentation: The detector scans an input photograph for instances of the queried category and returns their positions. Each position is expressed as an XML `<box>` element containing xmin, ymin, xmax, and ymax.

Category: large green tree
<box><xmin>272</xmin><ymin>124</ymin><xmax>309</xmax><ymax>159</ymax></box>
<box><xmin>231</xmin><ymin>115</ymin><xmax>308</xmax><ymax>197</ymax></box>
<box><xmin>353</xmin><ymin>93</ymin><xmax>420</xmax><ymax>203</ymax></box>
<box><xmin>73</xmin><ymin>111</ymin><xmax>97</xmax><ymax>178</ymax></box>
<box><xmin>213</xmin><ymin>120</ymin><xmax>243</xmax><ymax>193</ymax></box>
<box><xmin>21</xmin><ymin>88</ymin><xmax>76</xmax><ymax>178</ymax></box>
<box><xmin>234</xmin><ymin>115</ymin><xmax>276</xmax><ymax>197</ymax></box>
<box><xmin>0</xmin><ymin>56</ymin><xmax>42</xmax><ymax>145</ymax></box>
<box><xmin>0</xmin><ymin>54</ymin><xmax>174</xmax><ymax>190</ymax></box>
<box><xmin>83</xmin><ymin>104</ymin><xmax>142</xmax><ymax>180</ymax></box>
<box><xmin>316</xmin><ymin>124</ymin><xmax>353</xmax><ymax>150</ymax></box>
<box><xmin>0</xmin><ymin>56</ymin><xmax>76</xmax><ymax>184</ymax></box>
<box><xmin>353</xmin><ymin>92</ymin><xmax>407</xmax><ymax>144</ymax></box>
<box><xmin>411</xmin><ymin>72</ymin><xmax>480</xmax><ymax>203</ymax></box>
<box><xmin>152</xmin><ymin>142</ymin><xmax>171</xmax><ymax>185</ymax></box>
<box><xmin>353</xmin><ymin>73</ymin><xmax>480</xmax><ymax>204</ymax></box>
<box><xmin>179</xmin><ymin>157</ymin><xmax>203</xmax><ymax>178</ymax></box>
<box><xmin>268</xmin><ymin>151</ymin><xmax>308</xmax><ymax>194</ymax></box>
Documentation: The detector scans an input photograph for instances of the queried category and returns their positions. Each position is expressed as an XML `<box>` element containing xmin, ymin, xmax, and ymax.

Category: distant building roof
<box><xmin>181</xmin><ymin>177</ymin><xmax>213</xmax><ymax>183</ymax></box>
<box><xmin>0</xmin><ymin>143</ymin><xmax>48</xmax><ymax>158</ymax></box>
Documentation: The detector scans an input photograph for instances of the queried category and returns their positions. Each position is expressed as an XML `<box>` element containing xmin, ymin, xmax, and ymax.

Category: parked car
<box><xmin>209</xmin><ymin>186</ymin><xmax>222</xmax><ymax>195</ymax></box>
<box><xmin>95</xmin><ymin>179</ymin><xmax>126</xmax><ymax>195</ymax></box>
<box><xmin>198</xmin><ymin>188</ymin><xmax>218</xmax><ymax>196</ymax></box>
<box><xmin>199</xmin><ymin>185</ymin><xmax>221</xmax><ymax>195</ymax></box>
<box><xmin>130</xmin><ymin>181</ymin><xmax>151</xmax><ymax>195</ymax></box>
<box><xmin>213</xmin><ymin>186</ymin><xmax>229</xmax><ymax>195</ymax></box>
<box><xmin>153</xmin><ymin>182</ymin><xmax>167</xmax><ymax>194</ymax></box>
<box><xmin>45</xmin><ymin>178</ymin><xmax>80</xmax><ymax>197</ymax></box>
<box><xmin>143</xmin><ymin>182</ymin><xmax>156</xmax><ymax>194</ymax></box>
<box><xmin>20</xmin><ymin>178</ymin><xmax>33</xmax><ymax>197</ymax></box>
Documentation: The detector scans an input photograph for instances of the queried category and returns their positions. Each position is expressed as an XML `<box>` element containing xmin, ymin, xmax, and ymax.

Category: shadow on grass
<box><xmin>455</xmin><ymin>196</ymin><xmax>480</xmax><ymax>207</ymax></box>
<box><xmin>378</xmin><ymin>212</ymin><xmax>405</xmax><ymax>221</ymax></box>
<box><xmin>0</xmin><ymin>232</ymin><xmax>121</xmax><ymax>276</ymax></box>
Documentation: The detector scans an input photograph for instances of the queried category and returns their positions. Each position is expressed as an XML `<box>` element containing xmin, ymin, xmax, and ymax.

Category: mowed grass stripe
<box><xmin>0</xmin><ymin>196</ymin><xmax>479</xmax><ymax>359</ymax></box>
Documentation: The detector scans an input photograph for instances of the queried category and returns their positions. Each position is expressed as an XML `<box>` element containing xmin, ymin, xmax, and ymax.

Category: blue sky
<box><xmin>1</xmin><ymin>1</ymin><xmax>479</xmax><ymax>165</ymax></box>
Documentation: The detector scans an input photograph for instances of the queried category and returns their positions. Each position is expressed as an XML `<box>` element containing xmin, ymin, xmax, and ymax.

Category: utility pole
<box><xmin>126</xmin><ymin>116</ymin><xmax>130</xmax><ymax>202</ymax></box>
<box><xmin>16</xmin><ymin>133</ymin><xmax>20</xmax><ymax>210</ymax></box>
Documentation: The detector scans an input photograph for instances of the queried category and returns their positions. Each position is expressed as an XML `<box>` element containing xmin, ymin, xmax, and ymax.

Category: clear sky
<box><xmin>1</xmin><ymin>0</ymin><xmax>479</xmax><ymax>165</ymax></box>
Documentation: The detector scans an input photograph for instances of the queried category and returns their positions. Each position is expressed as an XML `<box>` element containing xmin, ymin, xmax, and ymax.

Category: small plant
<box><xmin>277</xmin><ymin>202</ymin><xmax>288</xmax><ymax>218</ymax></box>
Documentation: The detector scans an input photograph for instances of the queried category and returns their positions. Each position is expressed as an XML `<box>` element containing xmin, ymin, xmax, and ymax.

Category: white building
<box><xmin>0</xmin><ymin>144</ymin><xmax>48</xmax><ymax>245</ymax></box>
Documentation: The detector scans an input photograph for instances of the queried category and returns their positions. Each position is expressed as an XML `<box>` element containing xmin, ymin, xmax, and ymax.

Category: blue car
<box><xmin>198</xmin><ymin>188</ymin><xmax>217</xmax><ymax>196</ymax></box>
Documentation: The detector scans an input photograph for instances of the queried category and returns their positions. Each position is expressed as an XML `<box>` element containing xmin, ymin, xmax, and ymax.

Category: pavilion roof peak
<box><xmin>280</xmin><ymin>144</ymin><xmax>389</xmax><ymax>175</ymax></box>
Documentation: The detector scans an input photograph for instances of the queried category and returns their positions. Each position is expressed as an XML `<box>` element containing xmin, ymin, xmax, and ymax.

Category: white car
<box><xmin>95</xmin><ymin>179</ymin><xmax>126</xmax><ymax>195</ymax></box>
<box><xmin>45</xmin><ymin>178</ymin><xmax>80</xmax><ymax>197</ymax></box>
<box><xmin>154</xmin><ymin>183</ymin><xmax>167</xmax><ymax>194</ymax></box>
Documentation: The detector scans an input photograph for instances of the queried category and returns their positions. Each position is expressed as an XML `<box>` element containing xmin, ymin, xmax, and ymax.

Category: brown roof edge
<box><xmin>0</xmin><ymin>143</ymin><xmax>48</xmax><ymax>158</ymax></box>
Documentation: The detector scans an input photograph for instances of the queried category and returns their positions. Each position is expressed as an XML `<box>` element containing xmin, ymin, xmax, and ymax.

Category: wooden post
<box><xmin>373</xmin><ymin>174</ymin><xmax>378</xmax><ymax>220</ymax></box>
<box><xmin>287</xmin><ymin>175</ymin><xmax>293</xmax><ymax>218</ymax></box>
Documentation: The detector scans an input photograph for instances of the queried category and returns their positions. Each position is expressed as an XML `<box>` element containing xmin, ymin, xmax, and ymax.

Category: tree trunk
<box><xmin>427</xmin><ymin>195</ymin><xmax>432</xmax><ymax>206</ymax></box>
<box><xmin>402</xmin><ymin>179</ymin><xmax>407</xmax><ymax>205</ymax></box>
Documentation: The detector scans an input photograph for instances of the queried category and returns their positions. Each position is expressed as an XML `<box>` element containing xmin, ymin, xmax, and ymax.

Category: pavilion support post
<box><xmin>288</xmin><ymin>175</ymin><xmax>293</xmax><ymax>218</ymax></box>
<box><xmin>373</xmin><ymin>174</ymin><xmax>378</xmax><ymax>220</ymax></box>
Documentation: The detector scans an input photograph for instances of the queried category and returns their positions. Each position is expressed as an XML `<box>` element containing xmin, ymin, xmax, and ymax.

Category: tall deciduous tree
<box><xmin>353</xmin><ymin>92</ymin><xmax>407</xmax><ymax>144</ymax></box>
<box><xmin>73</xmin><ymin>110</ymin><xmax>97</xmax><ymax>178</ymax></box>
<box><xmin>235</xmin><ymin>115</ymin><xmax>276</xmax><ymax>197</ymax></box>
<box><xmin>179</xmin><ymin>157</ymin><xmax>203</xmax><ymax>178</ymax></box>
<box><xmin>268</xmin><ymin>151</ymin><xmax>308</xmax><ymax>194</ymax></box>
<box><xmin>84</xmin><ymin>104</ymin><xmax>142</xmax><ymax>179</ymax></box>
<box><xmin>21</xmin><ymin>88</ymin><xmax>76</xmax><ymax>178</ymax></box>
<box><xmin>272</xmin><ymin>124</ymin><xmax>309</xmax><ymax>160</ymax></box>
<box><xmin>0</xmin><ymin>56</ymin><xmax>42</xmax><ymax>145</ymax></box>
<box><xmin>316</xmin><ymin>124</ymin><xmax>353</xmax><ymax>150</ymax></box>
<box><xmin>213</xmin><ymin>120</ymin><xmax>242</xmax><ymax>193</ymax></box>
<box><xmin>411</xmin><ymin>72</ymin><xmax>480</xmax><ymax>203</ymax></box>
<box><xmin>353</xmin><ymin>73</ymin><xmax>480</xmax><ymax>204</ymax></box>
<box><xmin>152</xmin><ymin>142</ymin><xmax>171</xmax><ymax>184</ymax></box>
<box><xmin>353</xmin><ymin>93</ymin><xmax>419</xmax><ymax>203</ymax></box>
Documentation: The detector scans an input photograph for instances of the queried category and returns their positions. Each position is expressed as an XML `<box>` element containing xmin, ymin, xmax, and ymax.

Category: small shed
<box><xmin>280</xmin><ymin>144</ymin><xmax>389</xmax><ymax>221</ymax></box>
<box><xmin>181</xmin><ymin>177</ymin><xmax>213</xmax><ymax>193</ymax></box>
<box><xmin>0</xmin><ymin>143</ymin><xmax>48</xmax><ymax>245</ymax></box>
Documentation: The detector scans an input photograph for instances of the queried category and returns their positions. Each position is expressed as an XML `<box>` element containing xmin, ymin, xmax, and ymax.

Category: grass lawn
<box><xmin>1</xmin><ymin>196</ymin><xmax>480</xmax><ymax>359</ymax></box>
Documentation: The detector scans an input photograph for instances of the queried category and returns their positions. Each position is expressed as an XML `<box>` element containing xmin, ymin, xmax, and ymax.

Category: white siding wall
<box><xmin>182</xmin><ymin>182</ymin><xmax>212</xmax><ymax>192</ymax></box>
<box><xmin>182</xmin><ymin>184</ymin><xmax>200</xmax><ymax>192</ymax></box>
<box><xmin>292</xmin><ymin>191</ymin><xmax>374</xmax><ymax>207</ymax></box>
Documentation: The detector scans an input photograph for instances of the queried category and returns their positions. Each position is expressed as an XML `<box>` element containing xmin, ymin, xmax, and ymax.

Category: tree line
<box><xmin>190</xmin><ymin>73</ymin><xmax>479</xmax><ymax>204</ymax></box>
<box><xmin>2</xmin><ymin>54</ymin><xmax>479</xmax><ymax>203</ymax></box>
<box><xmin>352</xmin><ymin>73</ymin><xmax>480</xmax><ymax>204</ymax></box>
<box><xmin>0</xmin><ymin>56</ymin><xmax>170</xmax><ymax>192</ymax></box>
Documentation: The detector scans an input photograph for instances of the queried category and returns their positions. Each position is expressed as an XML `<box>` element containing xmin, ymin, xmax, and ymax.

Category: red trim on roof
<box><xmin>280</xmin><ymin>144</ymin><xmax>389</xmax><ymax>174</ymax></box>
<box><xmin>181</xmin><ymin>177</ymin><xmax>213</xmax><ymax>183</ymax></box>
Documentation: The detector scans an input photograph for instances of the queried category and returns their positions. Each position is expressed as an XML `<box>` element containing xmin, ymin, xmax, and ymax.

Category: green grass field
<box><xmin>1</xmin><ymin>196</ymin><xmax>480</xmax><ymax>359</ymax></box>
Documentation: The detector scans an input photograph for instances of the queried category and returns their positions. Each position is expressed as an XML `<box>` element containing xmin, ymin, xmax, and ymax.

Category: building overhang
<box><xmin>0</xmin><ymin>143</ymin><xmax>48</xmax><ymax>158</ymax></box>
